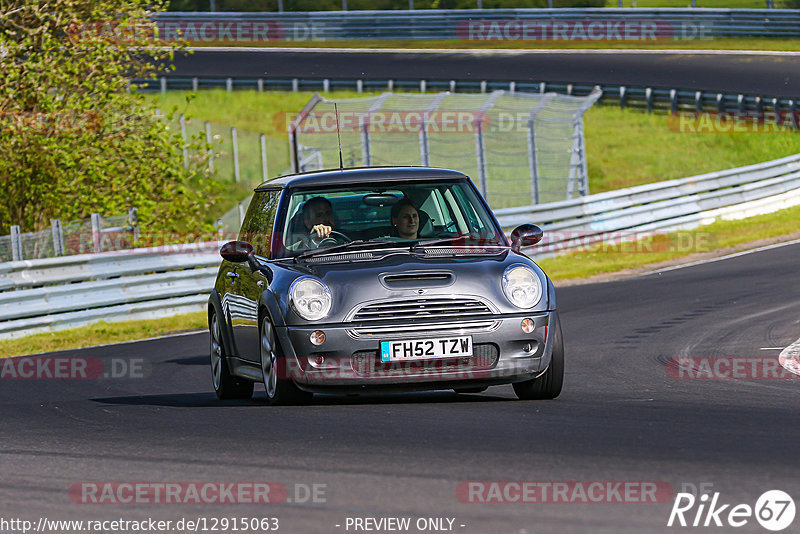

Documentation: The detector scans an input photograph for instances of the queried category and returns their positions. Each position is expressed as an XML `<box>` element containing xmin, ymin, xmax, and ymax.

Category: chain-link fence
<box><xmin>289</xmin><ymin>89</ymin><xmax>601</xmax><ymax>210</ymax></box>
<box><xmin>0</xmin><ymin>210</ymin><xmax>138</xmax><ymax>262</ymax></box>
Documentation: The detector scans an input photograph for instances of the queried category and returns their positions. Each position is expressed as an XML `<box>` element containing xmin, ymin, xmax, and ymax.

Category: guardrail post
<box><xmin>91</xmin><ymin>214</ymin><xmax>102</xmax><ymax>253</ymax></box>
<box><xmin>160</xmin><ymin>77</ymin><xmax>166</xmax><ymax>95</ymax></box>
<box><xmin>323</xmin><ymin>79</ymin><xmax>330</xmax><ymax>92</ymax></box>
<box><xmin>737</xmin><ymin>94</ymin><xmax>745</xmax><ymax>113</ymax></box>
<box><xmin>192</xmin><ymin>77</ymin><xmax>198</xmax><ymax>92</ymax></box>
<box><xmin>180</xmin><ymin>114</ymin><xmax>189</xmax><ymax>170</ymax></box>
<box><xmin>755</xmin><ymin>96</ymin><xmax>763</xmax><ymax>113</ymax></box>
<box><xmin>231</xmin><ymin>127</ymin><xmax>240</xmax><ymax>183</ymax></box>
<box><xmin>260</xmin><ymin>134</ymin><xmax>269</xmax><ymax>181</ymax></box>
<box><xmin>670</xmin><ymin>89</ymin><xmax>678</xmax><ymax>114</ymax></box>
<box><xmin>646</xmin><ymin>87</ymin><xmax>653</xmax><ymax>113</ymax></box>
<box><xmin>480</xmin><ymin>81</ymin><xmax>487</xmax><ymax>93</ymax></box>
<box><xmin>789</xmin><ymin>100</ymin><xmax>798</xmax><ymax>130</ymax></box>
<box><xmin>695</xmin><ymin>91</ymin><xmax>703</xmax><ymax>115</ymax></box>
<box><xmin>420</xmin><ymin>80</ymin><xmax>426</xmax><ymax>93</ymax></box>
<box><xmin>226</xmin><ymin>77</ymin><xmax>233</xmax><ymax>92</ymax></box>
<box><xmin>539</xmin><ymin>82</ymin><xmax>546</xmax><ymax>93</ymax></box>
<box><xmin>257</xmin><ymin>78</ymin><xmax>264</xmax><ymax>92</ymax></box>
<box><xmin>509</xmin><ymin>81</ymin><xmax>516</xmax><ymax>93</ymax></box>
<box><xmin>619</xmin><ymin>86</ymin><xmax>627</xmax><ymax>109</ymax></box>
<box><xmin>128</xmin><ymin>208</ymin><xmax>139</xmax><ymax>242</ymax></box>
<box><xmin>388</xmin><ymin>79</ymin><xmax>394</xmax><ymax>91</ymax></box>
<box><xmin>51</xmin><ymin>219</ymin><xmax>64</xmax><ymax>256</ymax></box>
<box><xmin>772</xmin><ymin>98</ymin><xmax>781</xmax><ymax>126</ymax></box>
<box><xmin>716</xmin><ymin>93</ymin><xmax>724</xmax><ymax>113</ymax></box>
<box><xmin>292</xmin><ymin>78</ymin><xmax>299</xmax><ymax>92</ymax></box>
<box><xmin>10</xmin><ymin>225</ymin><xmax>22</xmax><ymax>261</ymax></box>
<box><xmin>450</xmin><ymin>80</ymin><xmax>456</xmax><ymax>92</ymax></box>
<box><xmin>205</xmin><ymin>121</ymin><xmax>214</xmax><ymax>173</ymax></box>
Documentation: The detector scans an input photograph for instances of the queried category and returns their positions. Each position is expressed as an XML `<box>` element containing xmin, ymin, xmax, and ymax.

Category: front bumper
<box><xmin>273</xmin><ymin>311</ymin><xmax>555</xmax><ymax>391</ymax></box>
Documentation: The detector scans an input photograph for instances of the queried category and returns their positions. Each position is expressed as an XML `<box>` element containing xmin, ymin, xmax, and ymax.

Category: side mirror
<box><xmin>220</xmin><ymin>240</ymin><xmax>254</xmax><ymax>263</ymax></box>
<box><xmin>510</xmin><ymin>224</ymin><xmax>543</xmax><ymax>253</ymax></box>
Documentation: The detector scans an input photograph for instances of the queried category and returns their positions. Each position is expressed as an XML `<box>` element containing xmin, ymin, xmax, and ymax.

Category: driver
<box><xmin>302</xmin><ymin>196</ymin><xmax>335</xmax><ymax>241</ymax></box>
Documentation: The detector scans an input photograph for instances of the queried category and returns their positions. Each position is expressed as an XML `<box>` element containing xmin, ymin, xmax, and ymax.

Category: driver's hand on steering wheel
<box><xmin>310</xmin><ymin>224</ymin><xmax>333</xmax><ymax>239</ymax></box>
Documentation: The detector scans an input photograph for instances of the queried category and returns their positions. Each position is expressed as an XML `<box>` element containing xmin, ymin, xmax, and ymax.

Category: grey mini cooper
<box><xmin>208</xmin><ymin>167</ymin><xmax>563</xmax><ymax>404</ymax></box>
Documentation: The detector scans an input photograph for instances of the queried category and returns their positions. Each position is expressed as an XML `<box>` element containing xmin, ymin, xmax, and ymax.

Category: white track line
<box><xmin>639</xmin><ymin>237</ymin><xmax>800</xmax><ymax>277</ymax></box>
<box><xmin>185</xmin><ymin>47</ymin><xmax>800</xmax><ymax>57</ymax></box>
<box><xmin>779</xmin><ymin>337</ymin><xmax>800</xmax><ymax>377</ymax></box>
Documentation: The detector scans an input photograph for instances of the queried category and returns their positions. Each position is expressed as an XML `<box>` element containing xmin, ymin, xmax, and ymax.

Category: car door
<box><xmin>229</xmin><ymin>190</ymin><xmax>281</xmax><ymax>362</ymax></box>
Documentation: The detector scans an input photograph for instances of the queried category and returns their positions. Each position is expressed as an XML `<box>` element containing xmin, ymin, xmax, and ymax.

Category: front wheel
<box><xmin>210</xmin><ymin>310</ymin><xmax>254</xmax><ymax>400</ymax></box>
<box><xmin>261</xmin><ymin>316</ymin><xmax>313</xmax><ymax>406</ymax></box>
<box><xmin>513</xmin><ymin>313</ymin><xmax>564</xmax><ymax>400</ymax></box>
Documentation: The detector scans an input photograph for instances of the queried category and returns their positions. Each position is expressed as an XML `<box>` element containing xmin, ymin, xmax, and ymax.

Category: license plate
<box><xmin>380</xmin><ymin>336</ymin><xmax>473</xmax><ymax>362</ymax></box>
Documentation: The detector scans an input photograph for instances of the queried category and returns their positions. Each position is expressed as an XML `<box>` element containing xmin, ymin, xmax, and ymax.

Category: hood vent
<box><xmin>380</xmin><ymin>271</ymin><xmax>454</xmax><ymax>289</ymax></box>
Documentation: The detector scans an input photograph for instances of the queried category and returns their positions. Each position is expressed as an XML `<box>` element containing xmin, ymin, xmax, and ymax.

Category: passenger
<box><xmin>391</xmin><ymin>199</ymin><xmax>419</xmax><ymax>240</ymax></box>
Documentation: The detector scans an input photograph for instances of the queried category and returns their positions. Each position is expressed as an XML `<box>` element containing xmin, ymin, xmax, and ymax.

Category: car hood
<box><xmin>270</xmin><ymin>249</ymin><xmax>551</xmax><ymax>325</ymax></box>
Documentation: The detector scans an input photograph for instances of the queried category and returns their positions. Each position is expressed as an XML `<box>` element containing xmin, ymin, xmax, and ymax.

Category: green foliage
<box><xmin>0</xmin><ymin>0</ymin><xmax>220</xmax><ymax>235</ymax></box>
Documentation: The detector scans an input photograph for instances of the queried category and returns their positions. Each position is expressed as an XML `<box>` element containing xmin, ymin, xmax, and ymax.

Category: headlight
<box><xmin>502</xmin><ymin>265</ymin><xmax>542</xmax><ymax>309</ymax></box>
<box><xmin>289</xmin><ymin>277</ymin><xmax>332</xmax><ymax>321</ymax></box>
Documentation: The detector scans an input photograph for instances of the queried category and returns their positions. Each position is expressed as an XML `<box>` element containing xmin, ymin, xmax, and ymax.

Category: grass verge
<box><xmin>0</xmin><ymin>312</ymin><xmax>207</xmax><ymax>358</ymax></box>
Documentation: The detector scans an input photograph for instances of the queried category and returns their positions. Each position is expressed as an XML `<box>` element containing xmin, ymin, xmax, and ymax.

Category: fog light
<box><xmin>521</xmin><ymin>318</ymin><xmax>535</xmax><ymax>333</ymax></box>
<box><xmin>310</xmin><ymin>330</ymin><xmax>326</xmax><ymax>346</ymax></box>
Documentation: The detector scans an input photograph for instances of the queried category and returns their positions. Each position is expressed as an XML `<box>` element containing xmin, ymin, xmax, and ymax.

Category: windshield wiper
<box><xmin>295</xmin><ymin>240</ymin><xmax>404</xmax><ymax>260</ymax></box>
<box><xmin>411</xmin><ymin>234</ymin><xmax>504</xmax><ymax>252</ymax></box>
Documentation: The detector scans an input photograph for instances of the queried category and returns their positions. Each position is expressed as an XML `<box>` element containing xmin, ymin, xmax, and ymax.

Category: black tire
<box><xmin>513</xmin><ymin>313</ymin><xmax>564</xmax><ymax>400</ymax></box>
<box><xmin>453</xmin><ymin>386</ymin><xmax>488</xmax><ymax>394</ymax></box>
<box><xmin>210</xmin><ymin>310</ymin><xmax>254</xmax><ymax>400</ymax></box>
<box><xmin>260</xmin><ymin>316</ymin><xmax>313</xmax><ymax>406</ymax></box>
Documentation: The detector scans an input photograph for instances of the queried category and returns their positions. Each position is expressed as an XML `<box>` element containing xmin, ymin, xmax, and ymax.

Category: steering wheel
<box><xmin>307</xmin><ymin>230</ymin><xmax>352</xmax><ymax>248</ymax></box>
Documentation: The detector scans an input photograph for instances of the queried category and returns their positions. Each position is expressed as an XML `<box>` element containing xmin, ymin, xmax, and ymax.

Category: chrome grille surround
<box><xmin>344</xmin><ymin>296</ymin><xmax>500</xmax><ymax>339</ymax></box>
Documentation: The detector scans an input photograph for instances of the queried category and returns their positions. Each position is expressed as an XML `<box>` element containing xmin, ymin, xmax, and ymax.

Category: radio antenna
<box><xmin>335</xmin><ymin>103</ymin><xmax>344</xmax><ymax>170</ymax></box>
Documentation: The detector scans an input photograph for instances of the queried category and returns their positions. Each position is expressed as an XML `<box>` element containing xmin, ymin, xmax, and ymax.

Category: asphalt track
<box><xmin>169</xmin><ymin>48</ymin><xmax>800</xmax><ymax>97</ymax></box>
<box><xmin>2</xmin><ymin>241</ymin><xmax>799</xmax><ymax>533</ymax></box>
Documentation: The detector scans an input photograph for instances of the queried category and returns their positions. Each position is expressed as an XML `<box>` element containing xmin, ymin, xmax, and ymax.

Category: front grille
<box><xmin>351</xmin><ymin>343</ymin><xmax>499</xmax><ymax>377</ymax></box>
<box><xmin>351</xmin><ymin>297</ymin><xmax>494</xmax><ymax>323</ymax></box>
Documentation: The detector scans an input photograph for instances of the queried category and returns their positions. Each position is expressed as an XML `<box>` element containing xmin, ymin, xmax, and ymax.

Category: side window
<box><xmin>239</xmin><ymin>190</ymin><xmax>281</xmax><ymax>257</ymax></box>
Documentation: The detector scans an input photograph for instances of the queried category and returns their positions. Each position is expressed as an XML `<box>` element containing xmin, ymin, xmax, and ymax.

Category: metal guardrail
<box><xmin>136</xmin><ymin>77</ymin><xmax>800</xmax><ymax>121</ymax></box>
<box><xmin>496</xmin><ymin>153</ymin><xmax>800</xmax><ymax>256</ymax></box>
<box><xmin>153</xmin><ymin>9</ymin><xmax>800</xmax><ymax>40</ymax></box>
<box><xmin>0</xmin><ymin>243</ymin><xmax>221</xmax><ymax>338</ymax></box>
<box><xmin>2</xmin><ymin>153</ymin><xmax>799</xmax><ymax>338</ymax></box>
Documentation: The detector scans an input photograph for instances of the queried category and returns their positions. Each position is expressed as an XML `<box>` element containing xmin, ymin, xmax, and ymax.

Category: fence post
<box><xmin>10</xmin><ymin>225</ymin><xmax>22</xmax><ymax>261</ymax></box>
<box><xmin>231</xmin><ymin>127</ymin><xmax>240</xmax><ymax>183</ymax></box>
<box><xmin>205</xmin><ymin>121</ymin><xmax>214</xmax><ymax>173</ymax></box>
<box><xmin>91</xmin><ymin>213</ymin><xmax>102</xmax><ymax>253</ymax></box>
<box><xmin>260</xmin><ymin>134</ymin><xmax>269</xmax><ymax>181</ymax></box>
<box><xmin>419</xmin><ymin>92</ymin><xmax>446</xmax><ymax>166</ymax></box>
<box><xmin>51</xmin><ymin>219</ymin><xmax>64</xmax><ymax>256</ymax></box>
<box><xmin>128</xmin><ymin>208</ymin><xmax>139</xmax><ymax>242</ymax></box>
<box><xmin>526</xmin><ymin>94</ymin><xmax>554</xmax><ymax>206</ymax></box>
<box><xmin>180</xmin><ymin>114</ymin><xmax>189</xmax><ymax>170</ymax></box>
<box><xmin>474</xmin><ymin>91</ymin><xmax>502</xmax><ymax>201</ymax></box>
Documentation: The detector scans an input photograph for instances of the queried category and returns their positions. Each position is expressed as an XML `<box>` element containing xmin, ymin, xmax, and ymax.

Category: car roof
<box><xmin>254</xmin><ymin>166</ymin><xmax>469</xmax><ymax>191</ymax></box>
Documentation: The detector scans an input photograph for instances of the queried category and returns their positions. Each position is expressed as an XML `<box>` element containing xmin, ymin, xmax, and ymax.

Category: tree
<box><xmin>0</xmin><ymin>0</ymin><xmax>219</xmax><ymax>235</ymax></box>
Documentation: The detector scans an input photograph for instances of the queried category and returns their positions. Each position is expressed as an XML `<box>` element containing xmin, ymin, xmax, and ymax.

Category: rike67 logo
<box><xmin>668</xmin><ymin>490</ymin><xmax>795</xmax><ymax>531</ymax></box>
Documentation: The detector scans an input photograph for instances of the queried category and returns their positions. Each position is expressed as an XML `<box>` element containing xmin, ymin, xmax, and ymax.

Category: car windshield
<box><xmin>275</xmin><ymin>178</ymin><xmax>506</xmax><ymax>259</ymax></box>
